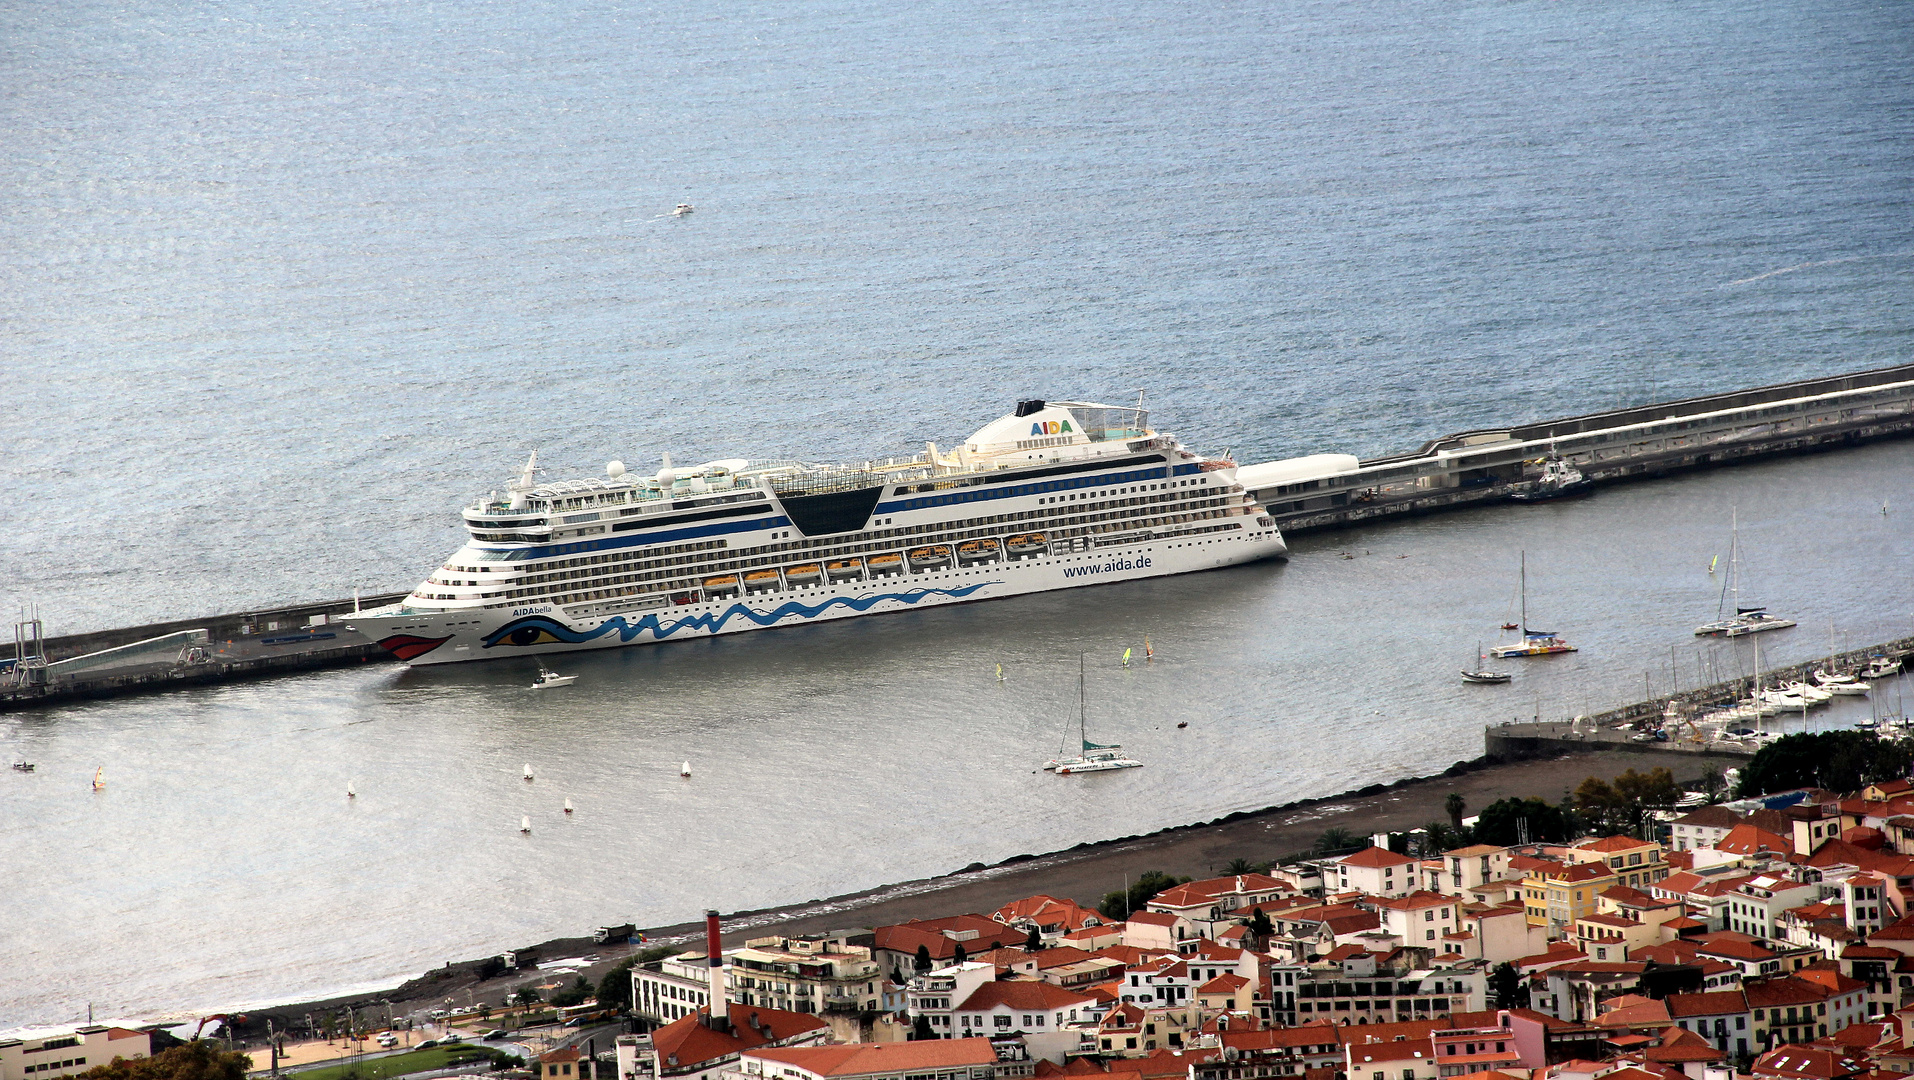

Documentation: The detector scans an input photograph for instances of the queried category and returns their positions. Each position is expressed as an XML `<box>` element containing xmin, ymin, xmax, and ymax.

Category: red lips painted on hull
<box><xmin>376</xmin><ymin>634</ymin><xmax>452</xmax><ymax>661</ymax></box>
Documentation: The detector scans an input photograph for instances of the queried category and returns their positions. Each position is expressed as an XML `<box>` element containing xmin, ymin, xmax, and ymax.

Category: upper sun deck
<box><xmin>462</xmin><ymin>399</ymin><xmax>1174</xmax><ymax>524</ymax></box>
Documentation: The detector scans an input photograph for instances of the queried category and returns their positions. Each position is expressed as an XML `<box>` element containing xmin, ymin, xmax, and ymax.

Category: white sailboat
<box><xmin>1697</xmin><ymin>509</ymin><xmax>1795</xmax><ymax>637</ymax></box>
<box><xmin>1045</xmin><ymin>654</ymin><xmax>1142</xmax><ymax>774</ymax></box>
<box><xmin>1488</xmin><ymin>551</ymin><xmax>1577</xmax><ymax>658</ymax></box>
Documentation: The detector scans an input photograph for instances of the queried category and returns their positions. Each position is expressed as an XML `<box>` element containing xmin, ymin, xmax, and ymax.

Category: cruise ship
<box><xmin>348</xmin><ymin>400</ymin><xmax>1288</xmax><ymax>665</ymax></box>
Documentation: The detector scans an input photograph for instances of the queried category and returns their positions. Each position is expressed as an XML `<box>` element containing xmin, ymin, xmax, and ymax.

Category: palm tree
<box><xmin>1316</xmin><ymin>826</ymin><xmax>1360</xmax><ymax>854</ymax></box>
<box><xmin>1445</xmin><ymin>793</ymin><xmax>1467</xmax><ymax>831</ymax></box>
<box><xmin>1224</xmin><ymin>857</ymin><xmax>1255</xmax><ymax>875</ymax></box>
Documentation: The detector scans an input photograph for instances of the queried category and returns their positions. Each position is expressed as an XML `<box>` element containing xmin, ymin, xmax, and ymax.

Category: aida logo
<box><xmin>1029</xmin><ymin>420</ymin><xmax>1074</xmax><ymax>436</ymax></box>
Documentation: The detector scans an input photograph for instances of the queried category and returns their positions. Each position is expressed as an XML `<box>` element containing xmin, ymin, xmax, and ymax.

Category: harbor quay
<box><xmin>6</xmin><ymin>363</ymin><xmax>1914</xmax><ymax>712</ymax></box>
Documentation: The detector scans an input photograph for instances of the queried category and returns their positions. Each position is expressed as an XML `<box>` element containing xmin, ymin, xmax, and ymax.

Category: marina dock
<box><xmin>1485</xmin><ymin>633</ymin><xmax>1914</xmax><ymax>762</ymax></box>
<box><xmin>6</xmin><ymin>362</ymin><xmax>1914</xmax><ymax>712</ymax></box>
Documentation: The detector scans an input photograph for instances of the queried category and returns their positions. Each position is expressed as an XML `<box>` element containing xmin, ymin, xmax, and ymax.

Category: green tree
<box><xmin>550</xmin><ymin>975</ymin><xmax>593</xmax><ymax>1008</ymax></box>
<box><xmin>598</xmin><ymin>959</ymin><xmax>639</xmax><ymax>1013</ymax></box>
<box><xmin>514</xmin><ymin>986</ymin><xmax>542</xmax><ymax>1006</ymax></box>
<box><xmin>1445</xmin><ymin>793</ymin><xmax>1467</xmax><ymax>831</ymax></box>
<box><xmin>1224</xmin><ymin>857</ymin><xmax>1255</xmax><ymax>875</ymax></box>
<box><xmin>1487</xmin><ymin>962</ymin><xmax>1529</xmax><ymax>1009</ymax></box>
<box><xmin>1097</xmin><ymin>870</ymin><xmax>1190</xmax><ymax>920</ymax></box>
<box><xmin>1473</xmin><ymin>796</ymin><xmax>1576</xmax><ymax>846</ymax></box>
<box><xmin>1245</xmin><ymin>909</ymin><xmax>1274</xmax><ymax>948</ymax></box>
<box><xmin>1315</xmin><ymin>827</ymin><xmax>1360</xmax><ymax>854</ymax></box>
<box><xmin>1023</xmin><ymin>925</ymin><xmax>1043</xmax><ymax>952</ymax></box>
<box><xmin>913</xmin><ymin>945</ymin><xmax>933</xmax><ymax>973</ymax></box>
<box><xmin>1613</xmin><ymin>768</ymin><xmax>1680</xmax><ymax>834</ymax></box>
<box><xmin>1737</xmin><ymin>731</ymin><xmax>1914</xmax><ymax>796</ymax></box>
<box><xmin>78</xmin><ymin>1041</ymin><xmax>252</xmax><ymax>1080</ymax></box>
<box><xmin>911</xmin><ymin>1015</ymin><xmax>933</xmax><ymax>1041</ymax></box>
<box><xmin>953</xmin><ymin>942</ymin><xmax>967</xmax><ymax>965</ymax></box>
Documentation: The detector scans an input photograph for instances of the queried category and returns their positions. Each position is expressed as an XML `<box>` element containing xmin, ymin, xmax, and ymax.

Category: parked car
<box><xmin>442</xmin><ymin>1033</ymin><xmax>464</xmax><ymax>1044</ymax></box>
<box><xmin>416</xmin><ymin>1040</ymin><xmax>439</xmax><ymax>1050</ymax></box>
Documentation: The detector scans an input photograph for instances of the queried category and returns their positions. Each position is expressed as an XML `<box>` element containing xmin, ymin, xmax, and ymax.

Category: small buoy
<box><xmin>995</xmin><ymin>663</ymin><xmax>1005</xmax><ymax>682</ymax></box>
<box><xmin>680</xmin><ymin>761</ymin><xmax>691</xmax><ymax>778</ymax></box>
<box><xmin>520</xmin><ymin>815</ymin><xmax>531</xmax><ymax>834</ymax></box>
<box><xmin>563</xmin><ymin>798</ymin><xmax>574</xmax><ymax>814</ymax></box>
<box><xmin>523</xmin><ymin>764</ymin><xmax>533</xmax><ymax>781</ymax></box>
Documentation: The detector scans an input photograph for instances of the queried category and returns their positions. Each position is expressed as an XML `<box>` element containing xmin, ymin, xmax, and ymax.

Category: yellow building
<box><xmin>1524</xmin><ymin>861</ymin><xmax>1618</xmax><ymax>933</ymax></box>
<box><xmin>1565</xmin><ymin>835</ymin><xmax>1669</xmax><ymax>889</ymax></box>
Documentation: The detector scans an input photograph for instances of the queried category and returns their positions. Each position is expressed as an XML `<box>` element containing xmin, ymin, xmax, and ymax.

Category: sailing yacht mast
<box><xmin>1519</xmin><ymin>551</ymin><xmax>1528</xmax><ymax>633</ymax></box>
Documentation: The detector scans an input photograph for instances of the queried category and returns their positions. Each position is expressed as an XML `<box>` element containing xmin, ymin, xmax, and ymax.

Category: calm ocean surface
<box><xmin>3</xmin><ymin>0</ymin><xmax>1912</xmax><ymax>1029</ymax></box>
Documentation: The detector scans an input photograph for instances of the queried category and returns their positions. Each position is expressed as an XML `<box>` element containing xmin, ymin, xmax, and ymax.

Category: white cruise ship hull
<box><xmin>349</xmin><ymin>398</ymin><xmax>1287</xmax><ymax>666</ymax></box>
<box><xmin>352</xmin><ymin>527</ymin><xmax>1284</xmax><ymax>665</ymax></box>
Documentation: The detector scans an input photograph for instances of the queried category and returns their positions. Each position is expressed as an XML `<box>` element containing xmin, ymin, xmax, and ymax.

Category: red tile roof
<box><xmin>748</xmin><ymin>1038</ymin><xmax>999</xmax><ymax>1078</ymax></box>
<box><xmin>650</xmin><ymin>1006</ymin><xmax>829</xmax><ymax>1070</ymax></box>
<box><xmin>956</xmin><ymin>980</ymin><xmax>1096</xmax><ymax>1012</ymax></box>
<box><xmin>1582</xmin><ymin>836</ymin><xmax>1658</xmax><ymax>853</ymax></box>
<box><xmin>1664</xmin><ymin>991</ymin><xmax>1750</xmax><ymax>1018</ymax></box>
<box><xmin>1341</xmin><ymin>846</ymin><xmax>1418</xmax><ymax>868</ymax></box>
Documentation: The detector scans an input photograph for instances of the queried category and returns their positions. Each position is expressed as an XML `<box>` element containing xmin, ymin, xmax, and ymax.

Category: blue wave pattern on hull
<box><xmin>481</xmin><ymin>582</ymin><xmax>1000</xmax><ymax>649</ymax></box>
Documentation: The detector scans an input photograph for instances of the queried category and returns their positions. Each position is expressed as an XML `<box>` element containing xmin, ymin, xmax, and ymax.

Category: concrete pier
<box><xmin>1248</xmin><ymin>361</ymin><xmax>1914</xmax><ymax>534</ymax></box>
<box><xmin>1</xmin><ymin>593</ymin><xmax>408</xmax><ymax>710</ymax></box>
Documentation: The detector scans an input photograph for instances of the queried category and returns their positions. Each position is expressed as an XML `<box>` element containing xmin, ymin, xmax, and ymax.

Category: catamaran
<box><xmin>347</xmin><ymin>399</ymin><xmax>1287</xmax><ymax>665</ymax></box>
<box><xmin>1045</xmin><ymin>654</ymin><xmax>1141</xmax><ymax>774</ymax></box>
<box><xmin>1489</xmin><ymin>551</ymin><xmax>1577</xmax><ymax>658</ymax></box>
<box><xmin>1696</xmin><ymin>509</ymin><xmax>1794</xmax><ymax>638</ymax></box>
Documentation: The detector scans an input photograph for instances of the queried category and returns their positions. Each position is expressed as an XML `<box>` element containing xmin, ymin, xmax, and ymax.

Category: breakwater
<box><xmin>1</xmin><ymin>593</ymin><xmax>407</xmax><ymax>710</ymax></box>
<box><xmin>1253</xmin><ymin>362</ymin><xmax>1914</xmax><ymax>533</ymax></box>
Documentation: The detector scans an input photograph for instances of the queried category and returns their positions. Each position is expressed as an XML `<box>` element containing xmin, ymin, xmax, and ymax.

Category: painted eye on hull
<box><xmin>507</xmin><ymin>625</ymin><xmax>566</xmax><ymax>646</ymax></box>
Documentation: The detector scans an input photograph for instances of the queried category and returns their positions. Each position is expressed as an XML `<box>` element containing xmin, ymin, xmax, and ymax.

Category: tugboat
<box><xmin>1509</xmin><ymin>457</ymin><xmax>1593</xmax><ymax>502</ymax></box>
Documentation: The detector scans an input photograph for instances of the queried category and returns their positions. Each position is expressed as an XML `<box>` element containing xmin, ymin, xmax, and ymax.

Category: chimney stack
<box><xmin>705</xmin><ymin>910</ymin><xmax>723</xmax><ymax>1012</ymax></box>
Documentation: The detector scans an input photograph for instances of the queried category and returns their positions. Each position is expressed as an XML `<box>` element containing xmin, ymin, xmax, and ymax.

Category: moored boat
<box><xmin>866</xmin><ymin>552</ymin><xmax>905</xmax><ymax>577</ymax></box>
<box><xmin>826</xmin><ymin>557</ymin><xmax>865</xmax><ymax>580</ymax></box>
<box><xmin>784</xmin><ymin>562</ymin><xmax>823</xmax><ymax>587</ymax></box>
<box><xmin>743</xmin><ymin>569</ymin><xmax>783</xmax><ymax>593</ymax></box>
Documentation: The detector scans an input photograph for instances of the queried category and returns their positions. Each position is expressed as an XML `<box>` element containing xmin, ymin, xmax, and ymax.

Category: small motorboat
<box><xmin>532</xmin><ymin>664</ymin><xmax>578</xmax><ymax>690</ymax></box>
<box><xmin>1863</xmin><ymin>656</ymin><xmax>1903</xmax><ymax>679</ymax></box>
<box><xmin>1812</xmin><ymin>670</ymin><xmax>1870</xmax><ymax>696</ymax></box>
<box><xmin>520</xmin><ymin>815</ymin><xmax>532</xmax><ymax>834</ymax></box>
<box><xmin>523</xmin><ymin>764</ymin><xmax>535</xmax><ymax>781</ymax></box>
<box><xmin>672</xmin><ymin>203</ymin><xmax>694</xmax><ymax>216</ymax></box>
<box><xmin>11</xmin><ymin>760</ymin><xmax>35</xmax><ymax>772</ymax></box>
